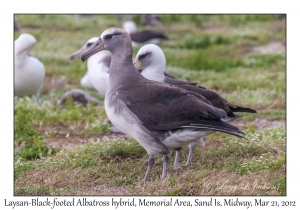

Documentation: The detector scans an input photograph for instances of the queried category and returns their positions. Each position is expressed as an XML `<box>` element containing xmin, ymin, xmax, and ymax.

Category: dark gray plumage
<box><xmin>130</xmin><ymin>30</ymin><xmax>168</xmax><ymax>44</ymax></box>
<box><xmin>134</xmin><ymin>44</ymin><xmax>257</xmax><ymax>117</ymax></box>
<box><xmin>123</xmin><ymin>20</ymin><xmax>168</xmax><ymax>46</ymax></box>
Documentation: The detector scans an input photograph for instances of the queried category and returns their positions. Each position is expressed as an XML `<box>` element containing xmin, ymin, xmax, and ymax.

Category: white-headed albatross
<box><xmin>81</xmin><ymin>28</ymin><xmax>245</xmax><ymax>180</ymax></box>
<box><xmin>133</xmin><ymin>44</ymin><xmax>257</xmax><ymax>168</ymax></box>
<box><xmin>123</xmin><ymin>21</ymin><xmax>168</xmax><ymax>46</ymax></box>
<box><xmin>14</xmin><ymin>33</ymin><xmax>45</xmax><ymax>105</ymax></box>
<box><xmin>71</xmin><ymin>37</ymin><xmax>111</xmax><ymax>95</ymax></box>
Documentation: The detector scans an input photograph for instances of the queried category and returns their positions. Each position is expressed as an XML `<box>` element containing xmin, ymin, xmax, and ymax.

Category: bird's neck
<box><xmin>142</xmin><ymin>66</ymin><xmax>166</xmax><ymax>83</ymax></box>
<box><xmin>15</xmin><ymin>52</ymin><xmax>29</xmax><ymax>64</ymax></box>
<box><xmin>108</xmin><ymin>51</ymin><xmax>142</xmax><ymax>89</ymax></box>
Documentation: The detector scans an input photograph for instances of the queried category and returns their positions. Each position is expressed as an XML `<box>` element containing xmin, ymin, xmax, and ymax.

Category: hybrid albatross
<box><xmin>123</xmin><ymin>21</ymin><xmax>168</xmax><ymax>46</ymax></box>
<box><xmin>14</xmin><ymin>33</ymin><xmax>45</xmax><ymax>105</ymax></box>
<box><xmin>81</xmin><ymin>28</ymin><xmax>245</xmax><ymax>180</ymax></box>
<box><xmin>133</xmin><ymin>44</ymin><xmax>257</xmax><ymax>167</ymax></box>
<box><xmin>71</xmin><ymin>37</ymin><xmax>111</xmax><ymax>95</ymax></box>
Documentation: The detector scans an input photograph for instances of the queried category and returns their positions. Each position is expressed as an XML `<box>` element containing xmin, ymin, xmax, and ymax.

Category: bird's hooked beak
<box><xmin>133</xmin><ymin>57</ymin><xmax>142</xmax><ymax>71</ymax></box>
<box><xmin>70</xmin><ymin>45</ymin><xmax>88</xmax><ymax>60</ymax></box>
<box><xmin>81</xmin><ymin>38</ymin><xmax>105</xmax><ymax>62</ymax></box>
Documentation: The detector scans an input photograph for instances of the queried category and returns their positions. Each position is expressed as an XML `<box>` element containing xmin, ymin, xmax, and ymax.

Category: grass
<box><xmin>14</xmin><ymin>14</ymin><xmax>286</xmax><ymax>196</ymax></box>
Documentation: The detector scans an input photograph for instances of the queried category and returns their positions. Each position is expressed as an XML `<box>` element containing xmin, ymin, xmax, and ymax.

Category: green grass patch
<box><xmin>14</xmin><ymin>100</ymin><xmax>57</xmax><ymax>160</ymax></box>
<box><xmin>14</xmin><ymin>185</ymin><xmax>51</xmax><ymax>196</ymax></box>
<box><xmin>239</xmin><ymin>152</ymin><xmax>285</xmax><ymax>175</ymax></box>
<box><xmin>274</xmin><ymin>178</ymin><xmax>286</xmax><ymax>196</ymax></box>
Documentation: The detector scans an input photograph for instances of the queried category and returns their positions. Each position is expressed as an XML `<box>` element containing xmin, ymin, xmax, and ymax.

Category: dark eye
<box><xmin>87</xmin><ymin>43</ymin><xmax>94</xmax><ymax>47</ymax></box>
<box><xmin>139</xmin><ymin>54</ymin><xmax>147</xmax><ymax>60</ymax></box>
<box><xmin>105</xmin><ymin>34</ymin><xmax>113</xmax><ymax>39</ymax></box>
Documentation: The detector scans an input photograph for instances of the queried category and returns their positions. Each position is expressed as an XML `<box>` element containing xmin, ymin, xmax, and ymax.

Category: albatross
<box><xmin>123</xmin><ymin>21</ymin><xmax>168</xmax><ymax>46</ymax></box>
<box><xmin>71</xmin><ymin>37</ymin><xmax>111</xmax><ymax>95</ymax></box>
<box><xmin>14</xmin><ymin>33</ymin><xmax>45</xmax><ymax>105</ymax></box>
<box><xmin>81</xmin><ymin>28</ymin><xmax>245</xmax><ymax>180</ymax></box>
<box><xmin>133</xmin><ymin>44</ymin><xmax>257</xmax><ymax>168</ymax></box>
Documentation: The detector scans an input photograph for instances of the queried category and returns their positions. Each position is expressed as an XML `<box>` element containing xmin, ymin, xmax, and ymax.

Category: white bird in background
<box><xmin>80</xmin><ymin>71</ymin><xmax>94</xmax><ymax>89</ymax></box>
<box><xmin>122</xmin><ymin>20</ymin><xmax>137</xmax><ymax>34</ymax></box>
<box><xmin>14</xmin><ymin>33</ymin><xmax>45</xmax><ymax>105</ymax></box>
<box><xmin>70</xmin><ymin>37</ymin><xmax>111</xmax><ymax>96</ymax></box>
<box><xmin>70</xmin><ymin>39</ymin><xmax>94</xmax><ymax>89</ymax></box>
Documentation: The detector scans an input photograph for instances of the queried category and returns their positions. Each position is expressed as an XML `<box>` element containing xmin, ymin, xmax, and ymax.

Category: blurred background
<box><xmin>14</xmin><ymin>14</ymin><xmax>286</xmax><ymax>196</ymax></box>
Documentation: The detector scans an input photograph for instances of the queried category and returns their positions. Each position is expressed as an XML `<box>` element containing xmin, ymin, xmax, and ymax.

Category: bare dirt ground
<box><xmin>233</xmin><ymin>119</ymin><xmax>285</xmax><ymax>130</ymax></box>
<box><xmin>252</xmin><ymin>41</ymin><xmax>286</xmax><ymax>54</ymax></box>
<box><xmin>41</xmin><ymin>74</ymin><xmax>79</xmax><ymax>96</ymax></box>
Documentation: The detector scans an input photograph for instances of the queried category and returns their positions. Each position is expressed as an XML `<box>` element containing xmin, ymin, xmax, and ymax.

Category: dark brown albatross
<box><xmin>81</xmin><ymin>28</ymin><xmax>245</xmax><ymax>180</ymax></box>
<box><xmin>133</xmin><ymin>44</ymin><xmax>257</xmax><ymax>168</ymax></box>
<box><xmin>123</xmin><ymin>20</ymin><xmax>168</xmax><ymax>46</ymax></box>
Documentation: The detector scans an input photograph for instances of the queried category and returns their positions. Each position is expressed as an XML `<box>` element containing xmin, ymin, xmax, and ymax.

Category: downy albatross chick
<box><xmin>59</xmin><ymin>89</ymin><xmax>102</xmax><ymax>107</ymax></box>
<box><xmin>133</xmin><ymin>44</ymin><xmax>257</xmax><ymax>168</ymax></box>
<box><xmin>14</xmin><ymin>33</ymin><xmax>45</xmax><ymax>105</ymax></box>
<box><xmin>71</xmin><ymin>37</ymin><xmax>111</xmax><ymax>95</ymax></box>
<box><xmin>81</xmin><ymin>28</ymin><xmax>245</xmax><ymax>180</ymax></box>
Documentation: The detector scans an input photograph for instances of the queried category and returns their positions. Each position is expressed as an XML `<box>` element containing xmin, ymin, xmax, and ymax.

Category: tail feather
<box><xmin>191</xmin><ymin>120</ymin><xmax>244</xmax><ymax>134</ymax></box>
<box><xmin>182</xmin><ymin>120</ymin><xmax>246</xmax><ymax>139</ymax></box>
<box><xmin>230</xmin><ymin>105</ymin><xmax>257</xmax><ymax>113</ymax></box>
<box><xmin>183</xmin><ymin>125</ymin><xmax>245</xmax><ymax>139</ymax></box>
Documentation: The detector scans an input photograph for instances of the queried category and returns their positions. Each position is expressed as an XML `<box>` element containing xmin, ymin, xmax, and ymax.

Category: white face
<box><xmin>86</xmin><ymin>37</ymin><xmax>99</xmax><ymax>46</ymax></box>
<box><xmin>70</xmin><ymin>37</ymin><xmax>100</xmax><ymax>60</ymax></box>
<box><xmin>135</xmin><ymin>44</ymin><xmax>166</xmax><ymax>70</ymax></box>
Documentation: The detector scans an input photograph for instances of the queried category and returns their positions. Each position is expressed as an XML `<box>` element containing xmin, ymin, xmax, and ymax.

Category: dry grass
<box><xmin>15</xmin><ymin>160</ymin><xmax>285</xmax><ymax>196</ymax></box>
<box><xmin>15</xmin><ymin>127</ymin><xmax>286</xmax><ymax>196</ymax></box>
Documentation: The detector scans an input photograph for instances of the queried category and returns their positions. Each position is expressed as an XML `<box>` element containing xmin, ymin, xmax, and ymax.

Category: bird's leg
<box><xmin>186</xmin><ymin>142</ymin><xmax>195</xmax><ymax>165</ymax></box>
<box><xmin>144</xmin><ymin>155</ymin><xmax>155</xmax><ymax>180</ymax></box>
<box><xmin>162</xmin><ymin>154</ymin><xmax>169</xmax><ymax>179</ymax></box>
<box><xmin>174</xmin><ymin>149</ymin><xmax>180</xmax><ymax>169</ymax></box>
<box><xmin>198</xmin><ymin>136</ymin><xmax>206</xmax><ymax>146</ymax></box>
<box><xmin>34</xmin><ymin>94</ymin><xmax>41</xmax><ymax>107</ymax></box>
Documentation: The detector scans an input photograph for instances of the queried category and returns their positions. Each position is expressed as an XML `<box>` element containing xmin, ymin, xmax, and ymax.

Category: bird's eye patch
<box><xmin>87</xmin><ymin>43</ymin><xmax>94</xmax><ymax>47</ymax></box>
<box><xmin>105</xmin><ymin>34</ymin><xmax>113</xmax><ymax>39</ymax></box>
<box><xmin>138</xmin><ymin>52</ymin><xmax>151</xmax><ymax>60</ymax></box>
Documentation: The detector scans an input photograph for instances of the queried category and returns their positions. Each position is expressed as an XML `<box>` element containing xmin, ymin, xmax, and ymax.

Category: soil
<box><xmin>233</xmin><ymin>118</ymin><xmax>286</xmax><ymax>130</ymax></box>
<box><xmin>41</xmin><ymin>74</ymin><xmax>79</xmax><ymax>96</ymax></box>
<box><xmin>252</xmin><ymin>41</ymin><xmax>285</xmax><ymax>54</ymax></box>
